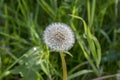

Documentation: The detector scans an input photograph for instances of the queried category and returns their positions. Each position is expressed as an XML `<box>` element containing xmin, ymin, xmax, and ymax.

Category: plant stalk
<box><xmin>60</xmin><ymin>52</ymin><xmax>67</xmax><ymax>80</ymax></box>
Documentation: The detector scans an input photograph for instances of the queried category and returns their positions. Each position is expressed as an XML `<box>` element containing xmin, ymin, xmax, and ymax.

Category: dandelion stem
<box><xmin>60</xmin><ymin>52</ymin><xmax>67</xmax><ymax>80</ymax></box>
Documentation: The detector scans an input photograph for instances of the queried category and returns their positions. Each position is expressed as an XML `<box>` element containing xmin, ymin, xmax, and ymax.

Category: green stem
<box><xmin>113</xmin><ymin>0</ymin><xmax>118</xmax><ymax>44</ymax></box>
<box><xmin>60</xmin><ymin>52</ymin><xmax>67</xmax><ymax>80</ymax></box>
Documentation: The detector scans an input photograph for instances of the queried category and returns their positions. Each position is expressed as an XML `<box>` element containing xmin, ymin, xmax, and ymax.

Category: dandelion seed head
<box><xmin>43</xmin><ymin>22</ymin><xmax>75</xmax><ymax>52</ymax></box>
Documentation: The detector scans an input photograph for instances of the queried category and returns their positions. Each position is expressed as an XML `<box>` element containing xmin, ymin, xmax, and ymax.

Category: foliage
<box><xmin>0</xmin><ymin>0</ymin><xmax>120</xmax><ymax>80</ymax></box>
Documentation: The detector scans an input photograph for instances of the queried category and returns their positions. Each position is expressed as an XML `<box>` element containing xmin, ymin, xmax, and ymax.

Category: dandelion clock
<box><xmin>43</xmin><ymin>22</ymin><xmax>75</xmax><ymax>52</ymax></box>
<box><xmin>43</xmin><ymin>22</ymin><xmax>75</xmax><ymax>80</ymax></box>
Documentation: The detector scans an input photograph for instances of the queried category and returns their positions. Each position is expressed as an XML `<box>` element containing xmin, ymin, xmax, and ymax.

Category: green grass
<box><xmin>0</xmin><ymin>0</ymin><xmax>120</xmax><ymax>80</ymax></box>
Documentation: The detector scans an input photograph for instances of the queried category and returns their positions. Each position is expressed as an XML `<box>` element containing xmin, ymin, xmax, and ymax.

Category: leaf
<box><xmin>9</xmin><ymin>47</ymin><xmax>43</xmax><ymax>80</ymax></box>
<box><xmin>68</xmin><ymin>70</ymin><xmax>93</xmax><ymax>80</ymax></box>
<box><xmin>37</xmin><ymin>0</ymin><xmax>56</xmax><ymax>19</ymax></box>
<box><xmin>11</xmin><ymin>65</ymin><xmax>40</xmax><ymax>80</ymax></box>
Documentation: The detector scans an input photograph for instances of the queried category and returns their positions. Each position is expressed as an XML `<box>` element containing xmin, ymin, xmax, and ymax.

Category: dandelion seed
<box><xmin>43</xmin><ymin>22</ymin><xmax>75</xmax><ymax>52</ymax></box>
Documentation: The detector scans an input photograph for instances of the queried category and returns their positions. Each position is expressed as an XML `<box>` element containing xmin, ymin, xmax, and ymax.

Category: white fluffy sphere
<box><xmin>43</xmin><ymin>23</ymin><xmax>75</xmax><ymax>52</ymax></box>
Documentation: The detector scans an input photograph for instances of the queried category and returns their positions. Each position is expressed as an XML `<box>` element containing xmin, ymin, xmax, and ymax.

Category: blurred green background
<box><xmin>0</xmin><ymin>0</ymin><xmax>120</xmax><ymax>80</ymax></box>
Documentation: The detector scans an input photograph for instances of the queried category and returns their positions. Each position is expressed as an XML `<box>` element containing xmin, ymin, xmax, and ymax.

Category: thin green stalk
<box><xmin>113</xmin><ymin>0</ymin><xmax>118</xmax><ymax>44</ymax></box>
<box><xmin>87</xmin><ymin>0</ymin><xmax>96</xmax><ymax>33</ymax></box>
<box><xmin>87</xmin><ymin>0</ymin><xmax>90</xmax><ymax>26</ymax></box>
<box><xmin>91</xmin><ymin>0</ymin><xmax>96</xmax><ymax>28</ymax></box>
<box><xmin>60</xmin><ymin>52</ymin><xmax>67</xmax><ymax>80</ymax></box>
<box><xmin>68</xmin><ymin>61</ymin><xmax>88</xmax><ymax>75</ymax></box>
<box><xmin>4</xmin><ymin>4</ymin><xmax>9</xmax><ymax>45</ymax></box>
